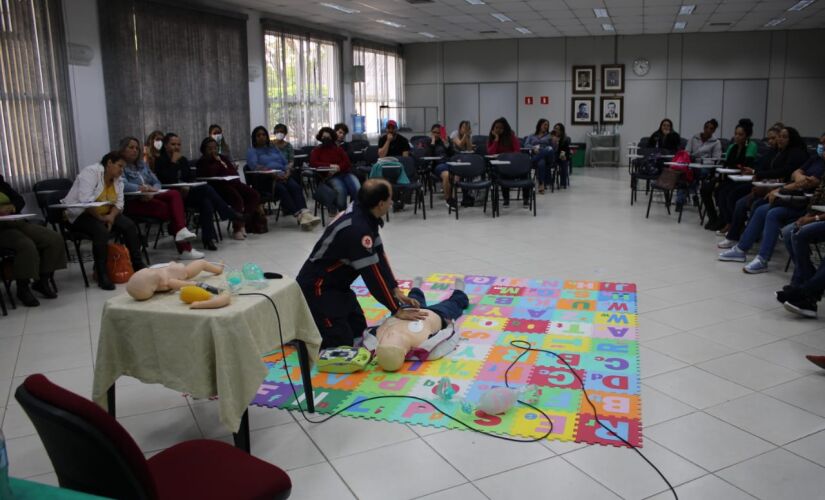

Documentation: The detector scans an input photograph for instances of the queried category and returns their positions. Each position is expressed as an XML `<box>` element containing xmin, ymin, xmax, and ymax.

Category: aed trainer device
<box><xmin>317</xmin><ymin>346</ymin><xmax>372</xmax><ymax>373</ymax></box>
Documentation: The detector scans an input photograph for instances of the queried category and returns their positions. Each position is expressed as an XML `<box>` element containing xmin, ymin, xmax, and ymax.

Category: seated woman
<box><xmin>63</xmin><ymin>152</ymin><xmax>145</xmax><ymax>290</ymax></box>
<box><xmin>487</xmin><ymin>117</ymin><xmax>525</xmax><ymax>207</ymax></box>
<box><xmin>196</xmin><ymin>136</ymin><xmax>266</xmax><ymax>239</ymax></box>
<box><xmin>272</xmin><ymin>123</ymin><xmax>295</xmax><ymax>169</ymax></box>
<box><xmin>646</xmin><ymin>118</ymin><xmax>681</xmax><ymax>152</ymax></box>
<box><xmin>686</xmin><ymin>118</ymin><xmax>722</xmax><ymax>160</ymax></box>
<box><xmin>245</xmin><ymin>126</ymin><xmax>320</xmax><ymax>230</ymax></box>
<box><xmin>0</xmin><ymin>176</ymin><xmax>67</xmax><ymax>306</ymax></box>
<box><xmin>781</xmin><ymin>136</ymin><xmax>825</xmax><ymax>288</ymax></box>
<box><xmin>118</xmin><ymin>136</ymin><xmax>202</xmax><ymax>259</ymax></box>
<box><xmin>334</xmin><ymin>122</ymin><xmax>350</xmax><ymax>153</ymax></box>
<box><xmin>144</xmin><ymin>130</ymin><xmax>164</xmax><ymax>171</ymax></box>
<box><xmin>425</xmin><ymin>124</ymin><xmax>459</xmax><ymax>208</ymax></box>
<box><xmin>553</xmin><ymin>123</ymin><xmax>572</xmax><ymax>189</ymax></box>
<box><xmin>153</xmin><ymin>133</ymin><xmax>239</xmax><ymax>250</ymax></box>
<box><xmin>208</xmin><ymin>124</ymin><xmax>232</xmax><ymax>160</ymax></box>
<box><xmin>719</xmin><ymin>133</ymin><xmax>824</xmax><ymax>273</ymax></box>
<box><xmin>450</xmin><ymin>120</ymin><xmax>474</xmax><ymax>153</ymax></box>
<box><xmin>701</xmin><ymin>119</ymin><xmax>758</xmax><ymax>231</ymax></box>
<box><xmin>309</xmin><ymin>126</ymin><xmax>361</xmax><ymax>213</ymax></box>
<box><xmin>524</xmin><ymin>119</ymin><xmax>554</xmax><ymax>194</ymax></box>
<box><xmin>720</xmin><ymin>126</ymin><xmax>811</xmax><ymax>248</ymax></box>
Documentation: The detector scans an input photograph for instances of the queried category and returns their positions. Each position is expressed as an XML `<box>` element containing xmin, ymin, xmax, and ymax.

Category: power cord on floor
<box><xmin>241</xmin><ymin>292</ymin><xmax>678</xmax><ymax>499</ymax></box>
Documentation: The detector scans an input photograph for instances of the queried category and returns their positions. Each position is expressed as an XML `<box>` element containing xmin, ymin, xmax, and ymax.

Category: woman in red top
<box><xmin>309</xmin><ymin>127</ymin><xmax>361</xmax><ymax>213</ymax></box>
<box><xmin>486</xmin><ymin>117</ymin><xmax>521</xmax><ymax>154</ymax></box>
<box><xmin>195</xmin><ymin>137</ymin><xmax>261</xmax><ymax>240</ymax></box>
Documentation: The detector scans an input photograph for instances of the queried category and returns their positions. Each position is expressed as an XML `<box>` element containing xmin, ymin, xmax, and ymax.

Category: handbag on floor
<box><xmin>106</xmin><ymin>243</ymin><xmax>133</xmax><ymax>284</ymax></box>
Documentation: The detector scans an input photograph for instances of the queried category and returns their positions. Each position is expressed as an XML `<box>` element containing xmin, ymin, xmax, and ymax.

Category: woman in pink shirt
<box><xmin>486</xmin><ymin>117</ymin><xmax>521</xmax><ymax>154</ymax></box>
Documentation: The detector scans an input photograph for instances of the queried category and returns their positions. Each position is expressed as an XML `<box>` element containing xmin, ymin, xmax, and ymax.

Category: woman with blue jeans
<box><xmin>524</xmin><ymin>119</ymin><xmax>554</xmax><ymax>194</ymax></box>
<box><xmin>720</xmin><ymin>141</ymin><xmax>825</xmax><ymax>273</ymax></box>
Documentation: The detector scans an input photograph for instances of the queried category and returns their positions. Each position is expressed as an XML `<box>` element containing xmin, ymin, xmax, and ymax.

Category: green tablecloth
<box><xmin>92</xmin><ymin>275</ymin><xmax>322</xmax><ymax>433</ymax></box>
<box><xmin>8</xmin><ymin>478</ymin><xmax>108</xmax><ymax>499</ymax></box>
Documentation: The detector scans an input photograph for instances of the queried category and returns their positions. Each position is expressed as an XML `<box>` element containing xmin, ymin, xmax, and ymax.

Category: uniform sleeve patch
<box><xmin>361</xmin><ymin>235</ymin><xmax>373</xmax><ymax>249</ymax></box>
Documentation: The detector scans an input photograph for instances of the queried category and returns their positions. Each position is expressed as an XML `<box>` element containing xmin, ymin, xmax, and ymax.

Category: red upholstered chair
<box><xmin>14</xmin><ymin>374</ymin><xmax>291</xmax><ymax>500</ymax></box>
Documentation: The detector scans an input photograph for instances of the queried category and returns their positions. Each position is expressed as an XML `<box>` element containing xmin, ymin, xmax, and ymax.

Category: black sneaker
<box><xmin>32</xmin><ymin>280</ymin><xmax>57</xmax><ymax>299</ymax></box>
<box><xmin>16</xmin><ymin>283</ymin><xmax>40</xmax><ymax>307</ymax></box>
<box><xmin>461</xmin><ymin>195</ymin><xmax>475</xmax><ymax>207</ymax></box>
<box><xmin>784</xmin><ymin>297</ymin><xmax>818</xmax><ymax>318</ymax></box>
<box><xmin>445</xmin><ymin>198</ymin><xmax>457</xmax><ymax>208</ymax></box>
<box><xmin>703</xmin><ymin>219</ymin><xmax>718</xmax><ymax>230</ymax></box>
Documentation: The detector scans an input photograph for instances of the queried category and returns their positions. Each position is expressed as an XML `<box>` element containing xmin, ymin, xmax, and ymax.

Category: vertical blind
<box><xmin>263</xmin><ymin>28</ymin><xmax>341</xmax><ymax>147</ymax></box>
<box><xmin>353</xmin><ymin>41</ymin><xmax>404</xmax><ymax>136</ymax></box>
<box><xmin>0</xmin><ymin>0</ymin><xmax>76</xmax><ymax>191</ymax></box>
<box><xmin>98</xmin><ymin>0</ymin><xmax>249</xmax><ymax>160</ymax></box>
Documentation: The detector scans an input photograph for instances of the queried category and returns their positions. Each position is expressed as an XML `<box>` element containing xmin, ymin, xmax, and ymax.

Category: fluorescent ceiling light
<box><xmin>320</xmin><ymin>2</ymin><xmax>360</xmax><ymax>14</ymax></box>
<box><xmin>515</xmin><ymin>27</ymin><xmax>531</xmax><ymax>34</ymax></box>
<box><xmin>491</xmin><ymin>13</ymin><xmax>512</xmax><ymax>22</ymax></box>
<box><xmin>465</xmin><ymin>0</ymin><xmax>485</xmax><ymax>4</ymax></box>
<box><xmin>376</xmin><ymin>19</ymin><xmax>405</xmax><ymax>28</ymax></box>
<box><xmin>674</xmin><ymin>21</ymin><xmax>686</xmax><ymax>29</ymax></box>
<box><xmin>594</xmin><ymin>8</ymin><xmax>609</xmax><ymax>18</ymax></box>
<box><xmin>418</xmin><ymin>32</ymin><xmax>437</xmax><ymax>38</ymax></box>
<box><xmin>602</xmin><ymin>23</ymin><xmax>615</xmax><ymax>31</ymax></box>
<box><xmin>678</xmin><ymin>5</ymin><xmax>695</xmax><ymax>15</ymax></box>
<box><xmin>788</xmin><ymin>0</ymin><xmax>815</xmax><ymax>11</ymax></box>
<box><xmin>764</xmin><ymin>17</ymin><xmax>786</xmax><ymax>27</ymax></box>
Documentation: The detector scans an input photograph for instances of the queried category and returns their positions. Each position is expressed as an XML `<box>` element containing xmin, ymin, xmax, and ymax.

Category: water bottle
<box><xmin>0</xmin><ymin>429</ymin><xmax>12</xmax><ymax>499</ymax></box>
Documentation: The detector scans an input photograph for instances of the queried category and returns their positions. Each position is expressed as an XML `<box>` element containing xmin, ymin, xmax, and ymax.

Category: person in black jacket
<box><xmin>720</xmin><ymin>126</ymin><xmax>812</xmax><ymax>247</ymax></box>
<box><xmin>0</xmin><ymin>176</ymin><xmax>67</xmax><ymax>306</ymax></box>
<box><xmin>646</xmin><ymin>118</ymin><xmax>681</xmax><ymax>152</ymax></box>
<box><xmin>553</xmin><ymin>123</ymin><xmax>572</xmax><ymax>188</ymax></box>
<box><xmin>297</xmin><ymin>179</ymin><xmax>425</xmax><ymax>349</ymax></box>
<box><xmin>154</xmin><ymin>133</ymin><xmax>240</xmax><ymax>249</ymax></box>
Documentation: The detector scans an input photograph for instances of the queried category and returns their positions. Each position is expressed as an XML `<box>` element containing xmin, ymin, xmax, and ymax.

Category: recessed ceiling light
<box><xmin>491</xmin><ymin>13</ymin><xmax>512</xmax><ymax>22</ymax></box>
<box><xmin>515</xmin><ymin>27</ymin><xmax>531</xmax><ymax>34</ymax></box>
<box><xmin>320</xmin><ymin>2</ymin><xmax>360</xmax><ymax>14</ymax></box>
<box><xmin>602</xmin><ymin>23</ymin><xmax>615</xmax><ymax>31</ymax></box>
<box><xmin>376</xmin><ymin>19</ymin><xmax>405</xmax><ymax>28</ymax></box>
<box><xmin>674</xmin><ymin>21</ymin><xmax>687</xmax><ymax>29</ymax></box>
<box><xmin>465</xmin><ymin>0</ymin><xmax>485</xmax><ymax>4</ymax></box>
<box><xmin>678</xmin><ymin>5</ymin><xmax>695</xmax><ymax>15</ymax></box>
<box><xmin>764</xmin><ymin>17</ymin><xmax>786</xmax><ymax>27</ymax></box>
<box><xmin>788</xmin><ymin>0</ymin><xmax>816</xmax><ymax>11</ymax></box>
<box><xmin>593</xmin><ymin>8</ymin><xmax>609</xmax><ymax>18</ymax></box>
<box><xmin>418</xmin><ymin>32</ymin><xmax>437</xmax><ymax>38</ymax></box>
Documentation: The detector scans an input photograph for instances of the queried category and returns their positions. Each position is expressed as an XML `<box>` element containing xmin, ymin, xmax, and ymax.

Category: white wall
<box><xmin>63</xmin><ymin>0</ymin><xmax>109</xmax><ymax>167</ymax></box>
<box><xmin>404</xmin><ymin>29</ymin><xmax>825</xmax><ymax>160</ymax></box>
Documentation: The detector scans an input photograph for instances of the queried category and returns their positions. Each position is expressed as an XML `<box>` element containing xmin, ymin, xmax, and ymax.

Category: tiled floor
<box><xmin>4</xmin><ymin>168</ymin><xmax>825</xmax><ymax>499</ymax></box>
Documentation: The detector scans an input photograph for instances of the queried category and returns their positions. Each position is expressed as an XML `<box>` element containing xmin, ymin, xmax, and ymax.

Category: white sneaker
<box><xmin>175</xmin><ymin>227</ymin><xmax>197</xmax><ymax>242</ymax></box>
<box><xmin>299</xmin><ymin>211</ymin><xmax>321</xmax><ymax>231</ymax></box>
<box><xmin>717</xmin><ymin>238</ymin><xmax>737</xmax><ymax>249</ymax></box>
<box><xmin>179</xmin><ymin>249</ymin><xmax>205</xmax><ymax>260</ymax></box>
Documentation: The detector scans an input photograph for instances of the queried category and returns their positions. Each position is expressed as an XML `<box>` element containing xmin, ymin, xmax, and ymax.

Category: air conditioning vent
<box><xmin>709</xmin><ymin>22</ymin><xmax>732</xmax><ymax>26</ymax></box>
<box><xmin>479</xmin><ymin>30</ymin><xmax>498</xmax><ymax>34</ymax></box>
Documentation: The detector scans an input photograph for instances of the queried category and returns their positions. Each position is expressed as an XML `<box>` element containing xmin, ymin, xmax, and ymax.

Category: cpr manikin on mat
<box><xmin>126</xmin><ymin>260</ymin><xmax>229</xmax><ymax>309</ymax></box>
<box><xmin>363</xmin><ymin>277</ymin><xmax>469</xmax><ymax>371</ymax></box>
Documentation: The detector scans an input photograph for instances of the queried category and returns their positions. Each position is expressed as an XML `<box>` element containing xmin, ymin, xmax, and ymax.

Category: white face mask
<box><xmin>212</xmin><ymin>133</ymin><xmax>222</xmax><ymax>143</ymax></box>
<box><xmin>153</xmin><ymin>140</ymin><xmax>163</xmax><ymax>150</ymax></box>
<box><xmin>274</xmin><ymin>133</ymin><xmax>285</xmax><ymax>141</ymax></box>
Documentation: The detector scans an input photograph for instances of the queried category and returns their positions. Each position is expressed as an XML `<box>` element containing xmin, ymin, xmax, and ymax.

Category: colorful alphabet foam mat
<box><xmin>253</xmin><ymin>274</ymin><xmax>641</xmax><ymax>447</ymax></box>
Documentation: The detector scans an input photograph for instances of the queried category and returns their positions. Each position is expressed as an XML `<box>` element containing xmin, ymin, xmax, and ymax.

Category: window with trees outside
<box><xmin>264</xmin><ymin>30</ymin><xmax>341</xmax><ymax>147</ymax></box>
<box><xmin>353</xmin><ymin>42</ymin><xmax>404</xmax><ymax>137</ymax></box>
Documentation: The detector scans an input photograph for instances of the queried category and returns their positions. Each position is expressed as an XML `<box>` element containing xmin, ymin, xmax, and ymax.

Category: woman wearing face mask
<box><xmin>144</xmin><ymin>130</ymin><xmax>165</xmax><ymax>171</ymax></box>
<box><xmin>62</xmin><ymin>152</ymin><xmax>145</xmax><ymax>290</ymax></box>
<box><xmin>272</xmin><ymin>123</ymin><xmax>294</xmax><ymax>169</ymax></box>
<box><xmin>208</xmin><ymin>124</ymin><xmax>231</xmax><ymax>160</ymax></box>
<box><xmin>310</xmin><ymin>126</ymin><xmax>361</xmax><ymax>213</ymax></box>
<box><xmin>246</xmin><ymin>126</ymin><xmax>320</xmax><ymax>230</ymax></box>
<box><xmin>646</xmin><ymin>119</ymin><xmax>681</xmax><ymax>152</ymax></box>
<box><xmin>118</xmin><ymin>136</ymin><xmax>203</xmax><ymax>259</ymax></box>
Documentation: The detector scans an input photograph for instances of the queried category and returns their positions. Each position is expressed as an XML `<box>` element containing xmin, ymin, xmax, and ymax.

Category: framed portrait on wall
<box><xmin>571</xmin><ymin>97</ymin><xmax>595</xmax><ymax>125</ymax></box>
<box><xmin>572</xmin><ymin>65</ymin><xmax>595</xmax><ymax>94</ymax></box>
<box><xmin>601</xmin><ymin>64</ymin><xmax>625</xmax><ymax>94</ymax></box>
<box><xmin>600</xmin><ymin>96</ymin><xmax>624</xmax><ymax>124</ymax></box>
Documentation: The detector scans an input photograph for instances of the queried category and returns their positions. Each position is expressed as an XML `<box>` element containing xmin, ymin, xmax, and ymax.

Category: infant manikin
<box><xmin>126</xmin><ymin>260</ymin><xmax>224</xmax><ymax>301</ymax></box>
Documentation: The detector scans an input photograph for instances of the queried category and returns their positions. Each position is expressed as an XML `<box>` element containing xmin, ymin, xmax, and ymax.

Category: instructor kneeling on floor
<box><xmin>297</xmin><ymin>178</ymin><xmax>426</xmax><ymax>349</ymax></box>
